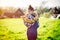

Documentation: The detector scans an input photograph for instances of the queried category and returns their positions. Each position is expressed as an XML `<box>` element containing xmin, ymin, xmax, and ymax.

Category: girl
<box><xmin>22</xmin><ymin>5</ymin><xmax>39</xmax><ymax>40</ymax></box>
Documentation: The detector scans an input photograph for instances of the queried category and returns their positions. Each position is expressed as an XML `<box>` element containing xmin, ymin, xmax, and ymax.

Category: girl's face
<box><xmin>28</xmin><ymin>10</ymin><xmax>34</xmax><ymax>14</ymax></box>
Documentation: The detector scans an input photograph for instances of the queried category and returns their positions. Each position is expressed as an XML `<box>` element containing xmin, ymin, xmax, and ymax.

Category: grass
<box><xmin>0</xmin><ymin>18</ymin><xmax>60</xmax><ymax>40</ymax></box>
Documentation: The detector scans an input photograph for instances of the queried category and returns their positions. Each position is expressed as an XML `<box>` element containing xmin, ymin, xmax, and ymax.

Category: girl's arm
<box><xmin>33</xmin><ymin>12</ymin><xmax>38</xmax><ymax>21</ymax></box>
<box><xmin>21</xmin><ymin>15</ymin><xmax>34</xmax><ymax>24</ymax></box>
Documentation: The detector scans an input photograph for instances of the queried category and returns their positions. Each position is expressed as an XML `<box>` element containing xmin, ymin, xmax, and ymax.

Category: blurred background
<box><xmin>0</xmin><ymin>0</ymin><xmax>60</xmax><ymax>40</ymax></box>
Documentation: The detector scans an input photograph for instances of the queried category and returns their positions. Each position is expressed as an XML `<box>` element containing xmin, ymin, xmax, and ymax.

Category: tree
<box><xmin>0</xmin><ymin>8</ymin><xmax>3</xmax><ymax>14</ymax></box>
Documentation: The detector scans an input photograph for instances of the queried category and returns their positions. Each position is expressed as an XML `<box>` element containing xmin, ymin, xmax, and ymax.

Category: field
<box><xmin>0</xmin><ymin>17</ymin><xmax>60</xmax><ymax>40</ymax></box>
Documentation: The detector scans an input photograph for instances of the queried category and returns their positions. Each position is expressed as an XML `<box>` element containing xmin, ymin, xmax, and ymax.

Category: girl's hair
<box><xmin>28</xmin><ymin>5</ymin><xmax>34</xmax><ymax>11</ymax></box>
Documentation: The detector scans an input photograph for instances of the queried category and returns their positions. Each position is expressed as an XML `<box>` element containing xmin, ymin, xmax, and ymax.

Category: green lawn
<box><xmin>0</xmin><ymin>18</ymin><xmax>60</xmax><ymax>40</ymax></box>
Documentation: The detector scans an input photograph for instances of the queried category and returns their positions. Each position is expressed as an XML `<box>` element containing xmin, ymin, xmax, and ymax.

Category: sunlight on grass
<box><xmin>0</xmin><ymin>18</ymin><xmax>60</xmax><ymax>40</ymax></box>
<box><xmin>0</xmin><ymin>18</ymin><xmax>27</xmax><ymax>33</ymax></box>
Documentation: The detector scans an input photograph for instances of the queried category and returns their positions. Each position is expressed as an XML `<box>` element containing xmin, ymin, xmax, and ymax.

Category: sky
<box><xmin>44</xmin><ymin>0</ymin><xmax>60</xmax><ymax>8</ymax></box>
<box><xmin>0</xmin><ymin>0</ymin><xmax>60</xmax><ymax>8</ymax></box>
